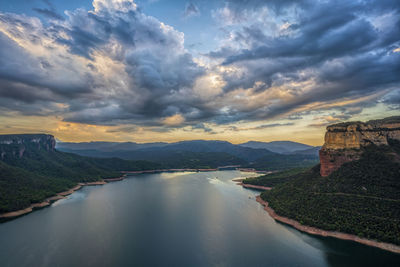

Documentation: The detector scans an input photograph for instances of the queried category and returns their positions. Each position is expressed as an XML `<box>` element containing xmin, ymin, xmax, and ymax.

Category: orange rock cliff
<box><xmin>319</xmin><ymin>116</ymin><xmax>400</xmax><ymax>176</ymax></box>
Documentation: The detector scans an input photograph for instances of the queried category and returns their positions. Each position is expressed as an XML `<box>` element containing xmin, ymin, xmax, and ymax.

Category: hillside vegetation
<box><xmin>242</xmin><ymin>168</ymin><xmax>308</xmax><ymax>187</ymax></box>
<box><xmin>0</xmin><ymin>140</ymin><xmax>161</xmax><ymax>213</ymax></box>
<box><xmin>245</xmin><ymin>154</ymin><xmax>318</xmax><ymax>171</ymax></box>
<box><xmin>58</xmin><ymin>149</ymin><xmax>246</xmax><ymax>169</ymax></box>
<box><xmin>260</xmin><ymin>143</ymin><xmax>400</xmax><ymax>245</ymax></box>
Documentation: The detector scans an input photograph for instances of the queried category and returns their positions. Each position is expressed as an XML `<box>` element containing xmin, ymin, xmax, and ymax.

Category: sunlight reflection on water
<box><xmin>207</xmin><ymin>177</ymin><xmax>224</xmax><ymax>185</ymax></box>
<box><xmin>159</xmin><ymin>171</ymin><xmax>196</xmax><ymax>179</ymax></box>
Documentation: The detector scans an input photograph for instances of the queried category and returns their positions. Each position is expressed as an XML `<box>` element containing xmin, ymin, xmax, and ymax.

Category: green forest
<box><xmin>0</xmin><ymin>141</ymin><xmax>161</xmax><ymax>213</ymax></box>
<box><xmin>258</xmin><ymin>143</ymin><xmax>400</xmax><ymax>245</ymax></box>
<box><xmin>242</xmin><ymin>167</ymin><xmax>308</xmax><ymax>187</ymax></box>
<box><xmin>245</xmin><ymin>154</ymin><xmax>318</xmax><ymax>171</ymax></box>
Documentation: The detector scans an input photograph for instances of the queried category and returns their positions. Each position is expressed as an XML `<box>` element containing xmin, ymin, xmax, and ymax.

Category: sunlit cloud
<box><xmin>162</xmin><ymin>114</ymin><xmax>185</xmax><ymax>126</ymax></box>
<box><xmin>0</xmin><ymin>0</ymin><xmax>399</xmax><ymax>144</ymax></box>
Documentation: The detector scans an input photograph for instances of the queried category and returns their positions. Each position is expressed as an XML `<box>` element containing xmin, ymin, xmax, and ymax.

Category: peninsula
<box><xmin>242</xmin><ymin>116</ymin><xmax>400</xmax><ymax>253</ymax></box>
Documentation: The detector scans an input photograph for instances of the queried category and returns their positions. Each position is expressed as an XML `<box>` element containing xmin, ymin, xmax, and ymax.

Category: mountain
<box><xmin>57</xmin><ymin>140</ymin><xmax>276</xmax><ymax>162</ymax></box>
<box><xmin>245</xmin><ymin>116</ymin><xmax>400</xmax><ymax>246</ymax></box>
<box><xmin>289</xmin><ymin>146</ymin><xmax>321</xmax><ymax>156</ymax></box>
<box><xmin>141</xmin><ymin>140</ymin><xmax>277</xmax><ymax>162</ymax></box>
<box><xmin>57</xmin><ymin>139</ymin><xmax>319</xmax><ymax>165</ymax></box>
<box><xmin>56</xmin><ymin>141</ymin><xmax>168</xmax><ymax>152</ymax></box>
<box><xmin>0</xmin><ymin>134</ymin><xmax>161</xmax><ymax>213</ymax></box>
<box><xmin>245</xmin><ymin>153</ymin><xmax>318</xmax><ymax>171</ymax></box>
<box><xmin>239</xmin><ymin>141</ymin><xmax>315</xmax><ymax>154</ymax></box>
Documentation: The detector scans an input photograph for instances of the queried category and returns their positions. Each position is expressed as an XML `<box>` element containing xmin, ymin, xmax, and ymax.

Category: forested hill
<box><xmin>255</xmin><ymin>139</ymin><xmax>400</xmax><ymax>246</ymax></box>
<box><xmin>0</xmin><ymin>134</ymin><xmax>160</xmax><ymax>213</ymax></box>
<box><xmin>243</xmin><ymin>117</ymin><xmax>400</xmax><ymax>246</ymax></box>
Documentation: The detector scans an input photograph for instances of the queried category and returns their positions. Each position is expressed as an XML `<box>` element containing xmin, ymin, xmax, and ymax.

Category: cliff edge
<box><xmin>0</xmin><ymin>134</ymin><xmax>55</xmax><ymax>160</ymax></box>
<box><xmin>319</xmin><ymin>116</ymin><xmax>400</xmax><ymax>176</ymax></box>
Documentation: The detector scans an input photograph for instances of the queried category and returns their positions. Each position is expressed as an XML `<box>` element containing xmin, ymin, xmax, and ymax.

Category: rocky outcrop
<box><xmin>319</xmin><ymin>116</ymin><xmax>400</xmax><ymax>176</ymax></box>
<box><xmin>0</xmin><ymin>134</ymin><xmax>56</xmax><ymax>160</ymax></box>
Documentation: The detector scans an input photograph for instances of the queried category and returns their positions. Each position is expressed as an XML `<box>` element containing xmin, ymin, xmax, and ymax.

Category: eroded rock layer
<box><xmin>0</xmin><ymin>134</ymin><xmax>55</xmax><ymax>160</ymax></box>
<box><xmin>319</xmin><ymin>116</ymin><xmax>400</xmax><ymax>176</ymax></box>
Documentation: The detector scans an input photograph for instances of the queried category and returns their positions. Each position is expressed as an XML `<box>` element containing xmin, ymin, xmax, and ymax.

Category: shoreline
<box><xmin>104</xmin><ymin>175</ymin><xmax>126</xmax><ymax>182</ymax></box>
<box><xmin>0</xmin><ymin>180</ymin><xmax>117</xmax><ymax>220</ymax></box>
<box><xmin>256</xmin><ymin>195</ymin><xmax>400</xmax><ymax>254</ymax></box>
<box><xmin>122</xmin><ymin>168</ymin><xmax>271</xmax><ymax>174</ymax></box>
<box><xmin>121</xmin><ymin>168</ymin><xmax>218</xmax><ymax>174</ymax></box>
<box><xmin>238</xmin><ymin>182</ymin><xmax>272</xmax><ymax>191</ymax></box>
<box><xmin>0</xmin><ymin>169</ymin><xmax>235</xmax><ymax>220</ymax></box>
<box><xmin>0</xmin><ymin>169</ymin><xmax>262</xmax><ymax>221</ymax></box>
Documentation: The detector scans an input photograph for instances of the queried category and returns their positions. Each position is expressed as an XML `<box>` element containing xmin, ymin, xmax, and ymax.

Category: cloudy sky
<box><xmin>0</xmin><ymin>0</ymin><xmax>399</xmax><ymax>145</ymax></box>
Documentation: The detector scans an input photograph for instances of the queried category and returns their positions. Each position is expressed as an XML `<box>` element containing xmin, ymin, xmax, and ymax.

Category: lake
<box><xmin>0</xmin><ymin>171</ymin><xmax>399</xmax><ymax>267</ymax></box>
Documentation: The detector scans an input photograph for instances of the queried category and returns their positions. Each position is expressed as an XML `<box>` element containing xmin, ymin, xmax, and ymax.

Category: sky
<box><xmin>0</xmin><ymin>0</ymin><xmax>399</xmax><ymax>145</ymax></box>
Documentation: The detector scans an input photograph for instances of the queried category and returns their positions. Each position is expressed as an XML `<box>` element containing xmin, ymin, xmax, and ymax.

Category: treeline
<box><xmin>242</xmin><ymin>168</ymin><xmax>308</xmax><ymax>187</ymax></box>
<box><xmin>140</xmin><ymin>151</ymin><xmax>246</xmax><ymax>169</ymax></box>
<box><xmin>245</xmin><ymin>154</ymin><xmax>318</xmax><ymax>171</ymax></box>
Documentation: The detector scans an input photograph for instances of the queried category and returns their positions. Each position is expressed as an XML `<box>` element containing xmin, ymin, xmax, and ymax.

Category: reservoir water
<box><xmin>0</xmin><ymin>171</ymin><xmax>399</xmax><ymax>267</ymax></box>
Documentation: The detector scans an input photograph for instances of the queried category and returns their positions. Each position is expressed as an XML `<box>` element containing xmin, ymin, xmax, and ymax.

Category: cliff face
<box><xmin>0</xmin><ymin>134</ymin><xmax>55</xmax><ymax>160</ymax></box>
<box><xmin>319</xmin><ymin>116</ymin><xmax>400</xmax><ymax>176</ymax></box>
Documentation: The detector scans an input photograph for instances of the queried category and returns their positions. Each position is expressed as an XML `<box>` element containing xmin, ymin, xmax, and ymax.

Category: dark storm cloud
<box><xmin>0</xmin><ymin>29</ymin><xmax>92</xmax><ymax>102</ymax></box>
<box><xmin>0</xmin><ymin>79</ymin><xmax>55</xmax><ymax>103</ymax></box>
<box><xmin>208</xmin><ymin>0</ymin><xmax>400</xmax><ymax>121</ymax></box>
<box><xmin>0</xmin><ymin>0</ymin><xmax>399</xmax><ymax>129</ymax></box>
<box><xmin>57</xmin><ymin>26</ymin><xmax>107</xmax><ymax>58</ymax></box>
<box><xmin>55</xmin><ymin>2</ymin><xmax>205</xmax><ymax>124</ymax></box>
<box><xmin>381</xmin><ymin>89</ymin><xmax>400</xmax><ymax>108</ymax></box>
<box><xmin>189</xmin><ymin>123</ymin><xmax>213</xmax><ymax>133</ymax></box>
<box><xmin>220</xmin><ymin>3</ymin><xmax>377</xmax><ymax>64</ymax></box>
<box><xmin>0</xmin><ymin>0</ymin><xmax>205</xmax><ymax>126</ymax></box>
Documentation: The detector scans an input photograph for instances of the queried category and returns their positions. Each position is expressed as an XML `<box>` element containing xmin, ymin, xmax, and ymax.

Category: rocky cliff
<box><xmin>0</xmin><ymin>134</ymin><xmax>55</xmax><ymax>160</ymax></box>
<box><xmin>319</xmin><ymin>116</ymin><xmax>400</xmax><ymax>176</ymax></box>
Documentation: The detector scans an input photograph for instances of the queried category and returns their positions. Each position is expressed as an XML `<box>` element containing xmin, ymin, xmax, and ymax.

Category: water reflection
<box><xmin>159</xmin><ymin>171</ymin><xmax>196</xmax><ymax>179</ymax></box>
<box><xmin>0</xmin><ymin>171</ymin><xmax>399</xmax><ymax>267</ymax></box>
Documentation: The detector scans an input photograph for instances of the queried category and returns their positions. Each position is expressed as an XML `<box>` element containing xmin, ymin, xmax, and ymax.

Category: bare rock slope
<box><xmin>319</xmin><ymin>116</ymin><xmax>400</xmax><ymax>176</ymax></box>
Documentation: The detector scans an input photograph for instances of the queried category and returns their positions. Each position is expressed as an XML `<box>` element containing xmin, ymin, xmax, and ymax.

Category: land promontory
<box><xmin>244</xmin><ymin>116</ymin><xmax>400</xmax><ymax>251</ymax></box>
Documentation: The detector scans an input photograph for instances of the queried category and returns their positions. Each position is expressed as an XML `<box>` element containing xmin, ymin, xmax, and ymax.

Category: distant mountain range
<box><xmin>57</xmin><ymin>140</ymin><xmax>320</xmax><ymax>158</ymax></box>
<box><xmin>55</xmin><ymin>141</ymin><xmax>169</xmax><ymax>152</ymax></box>
<box><xmin>238</xmin><ymin>141</ymin><xmax>320</xmax><ymax>154</ymax></box>
<box><xmin>56</xmin><ymin>139</ymin><xmax>319</xmax><ymax>170</ymax></box>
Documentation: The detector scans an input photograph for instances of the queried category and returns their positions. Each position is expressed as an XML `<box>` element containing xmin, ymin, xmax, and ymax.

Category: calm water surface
<box><xmin>0</xmin><ymin>171</ymin><xmax>399</xmax><ymax>267</ymax></box>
